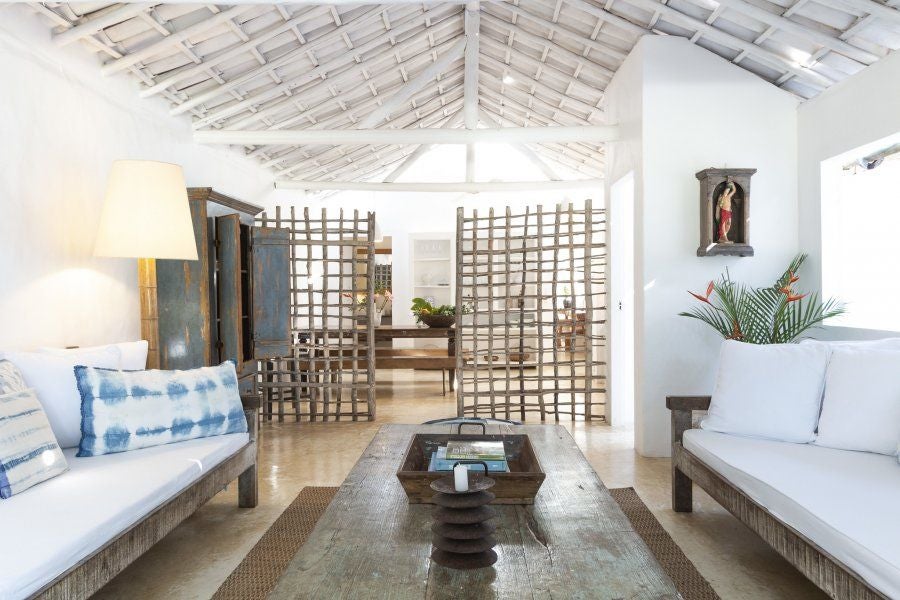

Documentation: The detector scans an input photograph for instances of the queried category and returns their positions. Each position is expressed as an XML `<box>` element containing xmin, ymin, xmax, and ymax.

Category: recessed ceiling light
<box><xmin>502</xmin><ymin>75</ymin><xmax>515</xmax><ymax>85</ymax></box>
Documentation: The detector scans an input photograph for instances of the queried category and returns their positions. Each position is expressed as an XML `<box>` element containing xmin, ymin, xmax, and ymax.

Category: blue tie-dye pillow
<box><xmin>74</xmin><ymin>361</ymin><xmax>248</xmax><ymax>457</ymax></box>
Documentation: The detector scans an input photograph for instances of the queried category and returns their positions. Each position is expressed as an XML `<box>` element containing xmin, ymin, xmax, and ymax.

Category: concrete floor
<box><xmin>94</xmin><ymin>370</ymin><xmax>825</xmax><ymax>599</ymax></box>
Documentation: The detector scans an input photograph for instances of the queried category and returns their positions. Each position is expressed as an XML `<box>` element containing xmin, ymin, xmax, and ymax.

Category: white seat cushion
<box><xmin>683</xmin><ymin>429</ymin><xmax>900</xmax><ymax>598</ymax></box>
<box><xmin>0</xmin><ymin>432</ymin><xmax>249</xmax><ymax>599</ymax></box>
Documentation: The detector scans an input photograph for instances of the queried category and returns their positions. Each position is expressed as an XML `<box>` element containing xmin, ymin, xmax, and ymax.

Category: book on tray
<box><xmin>445</xmin><ymin>440</ymin><xmax>506</xmax><ymax>461</ymax></box>
<box><xmin>428</xmin><ymin>445</ymin><xmax>509</xmax><ymax>473</ymax></box>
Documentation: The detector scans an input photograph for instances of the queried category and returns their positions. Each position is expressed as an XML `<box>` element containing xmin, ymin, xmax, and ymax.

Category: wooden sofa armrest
<box><xmin>667</xmin><ymin>395</ymin><xmax>710</xmax><ymax>513</ymax></box>
<box><xmin>666</xmin><ymin>395</ymin><xmax>710</xmax><ymax>444</ymax></box>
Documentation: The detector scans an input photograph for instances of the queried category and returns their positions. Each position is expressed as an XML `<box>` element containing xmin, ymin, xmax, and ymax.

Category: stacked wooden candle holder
<box><xmin>430</xmin><ymin>467</ymin><xmax>498</xmax><ymax>570</ymax></box>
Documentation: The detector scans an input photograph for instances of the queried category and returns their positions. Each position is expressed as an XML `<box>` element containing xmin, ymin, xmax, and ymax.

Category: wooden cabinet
<box><xmin>142</xmin><ymin>188</ymin><xmax>291</xmax><ymax>394</ymax></box>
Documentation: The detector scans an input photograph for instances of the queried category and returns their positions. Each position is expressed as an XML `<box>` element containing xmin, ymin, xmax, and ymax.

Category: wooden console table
<box><xmin>268</xmin><ymin>424</ymin><xmax>680</xmax><ymax>599</ymax></box>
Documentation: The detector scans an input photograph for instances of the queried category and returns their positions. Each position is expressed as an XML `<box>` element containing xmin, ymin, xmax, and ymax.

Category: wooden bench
<box><xmin>668</xmin><ymin>396</ymin><xmax>885</xmax><ymax>599</ymax></box>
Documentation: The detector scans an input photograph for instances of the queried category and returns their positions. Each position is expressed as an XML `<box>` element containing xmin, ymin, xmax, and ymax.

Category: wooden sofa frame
<box><xmin>668</xmin><ymin>396</ymin><xmax>886</xmax><ymax>600</ymax></box>
<box><xmin>31</xmin><ymin>396</ymin><xmax>260</xmax><ymax>600</ymax></box>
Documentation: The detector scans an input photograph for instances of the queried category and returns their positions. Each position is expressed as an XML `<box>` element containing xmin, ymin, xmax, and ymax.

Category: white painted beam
<box><xmin>195</xmin><ymin>125</ymin><xmax>620</xmax><ymax>146</ymax></box>
<box><xmin>357</xmin><ymin>36</ymin><xmax>467</xmax><ymax>128</ymax></box>
<box><xmin>54</xmin><ymin>3</ymin><xmax>155</xmax><ymax>47</ymax></box>
<box><xmin>464</xmin><ymin>1</ymin><xmax>480</xmax><ymax>183</ymax></box>
<box><xmin>275</xmin><ymin>179</ymin><xmax>605</xmax><ymax>192</ymax></box>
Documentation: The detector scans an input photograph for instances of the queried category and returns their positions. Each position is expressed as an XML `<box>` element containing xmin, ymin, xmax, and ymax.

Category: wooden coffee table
<box><xmin>268</xmin><ymin>424</ymin><xmax>680</xmax><ymax>599</ymax></box>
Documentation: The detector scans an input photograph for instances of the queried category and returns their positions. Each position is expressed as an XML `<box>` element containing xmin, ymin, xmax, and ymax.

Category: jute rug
<box><xmin>214</xmin><ymin>486</ymin><xmax>719</xmax><ymax>600</ymax></box>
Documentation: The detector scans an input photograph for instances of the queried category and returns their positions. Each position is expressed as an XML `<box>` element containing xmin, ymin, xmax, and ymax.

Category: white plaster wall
<box><xmin>606</xmin><ymin>36</ymin><xmax>800</xmax><ymax>456</ymax></box>
<box><xmin>797</xmin><ymin>50</ymin><xmax>900</xmax><ymax>340</ymax></box>
<box><xmin>0</xmin><ymin>7</ymin><xmax>274</xmax><ymax>350</ymax></box>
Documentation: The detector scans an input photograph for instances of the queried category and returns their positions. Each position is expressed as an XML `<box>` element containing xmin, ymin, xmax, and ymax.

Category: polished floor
<box><xmin>94</xmin><ymin>370</ymin><xmax>825</xmax><ymax>599</ymax></box>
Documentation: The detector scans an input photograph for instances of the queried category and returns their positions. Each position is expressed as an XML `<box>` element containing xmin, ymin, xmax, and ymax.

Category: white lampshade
<box><xmin>94</xmin><ymin>160</ymin><xmax>198</xmax><ymax>260</ymax></box>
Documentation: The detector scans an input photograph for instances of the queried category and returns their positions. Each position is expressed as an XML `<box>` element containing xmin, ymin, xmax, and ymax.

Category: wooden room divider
<box><xmin>455</xmin><ymin>201</ymin><xmax>607</xmax><ymax>421</ymax></box>
<box><xmin>256</xmin><ymin>207</ymin><xmax>376</xmax><ymax>422</ymax></box>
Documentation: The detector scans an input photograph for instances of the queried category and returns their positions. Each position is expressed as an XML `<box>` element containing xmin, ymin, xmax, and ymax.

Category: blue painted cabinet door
<box><xmin>251</xmin><ymin>227</ymin><xmax>291</xmax><ymax>359</ymax></box>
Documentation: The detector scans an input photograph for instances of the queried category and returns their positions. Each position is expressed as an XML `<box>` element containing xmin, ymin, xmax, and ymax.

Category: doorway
<box><xmin>608</xmin><ymin>173</ymin><xmax>635</xmax><ymax>426</ymax></box>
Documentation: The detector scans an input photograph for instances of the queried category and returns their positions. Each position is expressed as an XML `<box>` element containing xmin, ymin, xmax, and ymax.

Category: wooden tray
<box><xmin>397</xmin><ymin>433</ymin><xmax>545</xmax><ymax>504</ymax></box>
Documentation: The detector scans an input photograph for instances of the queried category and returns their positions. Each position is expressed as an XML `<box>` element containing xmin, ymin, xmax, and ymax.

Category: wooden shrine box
<box><xmin>141</xmin><ymin>188</ymin><xmax>291</xmax><ymax>393</ymax></box>
<box><xmin>696</xmin><ymin>168</ymin><xmax>756</xmax><ymax>257</ymax></box>
<box><xmin>397</xmin><ymin>433</ymin><xmax>545</xmax><ymax>504</ymax></box>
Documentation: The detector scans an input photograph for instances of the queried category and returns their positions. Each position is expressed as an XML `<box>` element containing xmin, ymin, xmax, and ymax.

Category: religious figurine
<box><xmin>715</xmin><ymin>180</ymin><xmax>737</xmax><ymax>244</ymax></box>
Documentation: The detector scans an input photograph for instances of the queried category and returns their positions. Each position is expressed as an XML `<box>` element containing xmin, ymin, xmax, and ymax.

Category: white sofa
<box><xmin>0</xmin><ymin>432</ymin><xmax>254</xmax><ymax>599</ymax></box>
<box><xmin>0</xmin><ymin>344</ymin><xmax>258</xmax><ymax>600</ymax></box>
<box><xmin>670</xmin><ymin>339</ymin><xmax>900</xmax><ymax>600</ymax></box>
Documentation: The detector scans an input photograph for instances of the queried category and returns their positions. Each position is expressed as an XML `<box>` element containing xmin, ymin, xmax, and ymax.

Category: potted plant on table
<box><xmin>680</xmin><ymin>254</ymin><xmax>845</xmax><ymax>343</ymax></box>
<box><xmin>411</xmin><ymin>297</ymin><xmax>472</xmax><ymax>328</ymax></box>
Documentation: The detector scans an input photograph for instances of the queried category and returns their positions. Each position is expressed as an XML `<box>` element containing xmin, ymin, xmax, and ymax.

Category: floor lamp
<box><xmin>93</xmin><ymin>160</ymin><xmax>198</xmax><ymax>369</ymax></box>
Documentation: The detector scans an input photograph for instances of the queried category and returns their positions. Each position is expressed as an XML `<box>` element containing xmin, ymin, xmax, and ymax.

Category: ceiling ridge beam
<box><xmin>357</xmin><ymin>35</ymin><xmax>467</xmax><ymax>128</ymax></box>
<box><xmin>464</xmin><ymin>1</ymin><xmax>479</xmax><ymax>183</ymax></box>
<box><xmin>195</xmin><ymin>125</ymin><xmax>620</xmax><ymax>146</ymax></box>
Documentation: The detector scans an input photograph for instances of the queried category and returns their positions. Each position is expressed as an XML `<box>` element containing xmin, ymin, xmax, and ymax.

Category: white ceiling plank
<box><xmin>54</xmin><ymin>3</ymin><xmax>156</xmax><ymax>47</ymax></box>
<box><xmin>101</xmin><ymin>6</ymin><xmax>254</xmax><ymax>75</ymax></box>
<box><xmin>170</xmin><ymin>5</ymin><xmax>391</xmax><ymax>116</ymax></box>
<box><xmin>714</xmin><ymin>0</ymin><xmax>877</xmax><ymax>64</ymax></box>
<box><xmin>617</xmin><ymin>0</ymin><xmax>834</xmax><ymax>89</ymax></box>
<box><xmin>139</xmin><ymin>6</ymin><xmax>332</xmax><ymax>98</ymax></box>
<box><xmin>357</xmin><ymin>35</ymin><xmax>467</xmax><ymax>128</ymax></box>
<box><xmin>464</xmin><ymin>1</ymin><xmax>479</xmax><ymax>183</ymax></box>
<box><xmin>195</xmin><ymin>125</ymin><xmax>620</xmax><ymax>146</ymax></box>
<box><xmin>275</xmin><ymin>180</ymin><xmax>605</xmax><ymax>192</ymax></box>
<box><xmin>832</xmin><ymin>0</ymin><xmax>900</xmax><ymax>26</ymax></box>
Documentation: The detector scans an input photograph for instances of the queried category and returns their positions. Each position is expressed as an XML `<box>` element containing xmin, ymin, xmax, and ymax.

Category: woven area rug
<box><xmin>215</xmin><ymin>486</ymin><xmax>719</xmax><ymax>600</ymax></box>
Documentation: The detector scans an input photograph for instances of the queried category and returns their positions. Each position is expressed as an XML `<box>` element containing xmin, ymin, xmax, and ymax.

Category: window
<box><xmin>822</xmin><ymin>136</ymin><xmax>900</xmax><ymax>331</ymax></box>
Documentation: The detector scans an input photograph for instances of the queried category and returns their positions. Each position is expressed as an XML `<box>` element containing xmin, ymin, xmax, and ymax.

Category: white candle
<box><xmin>453</xmin><ymin>464</ymin><xmax>469</xmax><ymax>492</ymax></box>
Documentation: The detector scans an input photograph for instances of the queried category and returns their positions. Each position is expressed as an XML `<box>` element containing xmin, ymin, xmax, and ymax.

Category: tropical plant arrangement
<box><xmin>410</xmin><ymin>297</ymin><xmax>472</xmax><ymax>328</ymax></box>
<box><xmin>680</xmin><ymin>254</ymin><xmax>845</xmax><ymax>344</ymax></box>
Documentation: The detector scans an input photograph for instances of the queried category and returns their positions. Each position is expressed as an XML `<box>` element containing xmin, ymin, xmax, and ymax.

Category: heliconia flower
<box><xmin>779</xmin><ymin>286</ymin><xmax>792</xmax><ymax>295</ymax></box>
<box><xmin>689</xmin><ymin>281</ymin><xmax>715</xmax><ymax>304</ymax></box>
<box><xmin>788</xmin><ymin>271</ymin><xmax>800</xmax><ymax>284</ymax></box>
<box><xmin>786</xmin><ymin>292</ymin><xmax>808</xmax><ymax>303</ymax></box>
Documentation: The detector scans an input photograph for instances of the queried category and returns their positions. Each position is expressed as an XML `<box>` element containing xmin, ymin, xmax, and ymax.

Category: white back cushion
<box><xmin>0</xmin><ymin>349</ymin><xmax>121</xmax><ymax>448</ymax></box>
<box><xmin>38</xmin><ymin>340</ymin><xmax>148</xmax><ymax>371</ymax></box>
<box><xmin>701</xmin><ymin>340</ymin><xmax>830</xmax><ymax>443</ymax></box>
<box><xmin>816</xmin><ymin>348</ymin><xmax>900</xmax><ymax>455</ymax></box>
<box><xmin>801</xmin><ymin>337</ymin><xmax>900</xmax><ymax>352</ymax></box>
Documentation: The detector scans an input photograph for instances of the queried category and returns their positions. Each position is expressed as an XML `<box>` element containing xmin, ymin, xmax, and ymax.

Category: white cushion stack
<box><xmin>703</xmin><ymin>337</ymin><xmax>900</xmax><ymax>457</ymax></box>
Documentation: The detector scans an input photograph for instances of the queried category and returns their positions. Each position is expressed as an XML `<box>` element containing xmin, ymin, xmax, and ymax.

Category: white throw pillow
<box><xmin>0</xmin><ymin>348</ymin><xmax>120</xmax><ymax>448</ymax></box>
<box><xmin>38</xmin><ymin>340</ymin><xmax>148</xmax><ymax>370</ymax></box>
<box><xmin>701</xmin><ymin>340</ymin><xmax>830</xmax><ymax>443</ymax></box>
<box><xmin>800</xmin><ymin>337</ymin><xmax>900</xmax><ymax>353</ymax></box>
<box><xmin>815</xmin><ymin>348</ymin><xmax>900</xmax><ymax>455</ymax></box>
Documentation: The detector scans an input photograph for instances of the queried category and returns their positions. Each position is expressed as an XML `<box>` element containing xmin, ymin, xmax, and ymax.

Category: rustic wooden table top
<box><xmin>268</xmin><ymin>424</ymin><xmax>680</xmax><ymax>600</ymax></box>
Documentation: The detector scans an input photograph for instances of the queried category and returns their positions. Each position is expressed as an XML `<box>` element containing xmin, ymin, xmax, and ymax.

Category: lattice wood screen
<box><xmin>257</xmin><ymin>206</ymin><xmax>375</xmax><ymax>422</ymax></box>
<box><xmin>455</xmin><ymin>201</ymin><xmax>607</xmax><ymax>421</ymax></box>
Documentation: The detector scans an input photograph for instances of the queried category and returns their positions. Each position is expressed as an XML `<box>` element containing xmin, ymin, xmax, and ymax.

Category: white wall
<box><xmin>0</xmin><ymin>7</ymin><xmax>274</xmax><ymax>350</ymax></box>
<box><xmin>606</xmin><ymin>36</ymin><xmax>800</xmax><ymax>456</ymax></box>
<box><xmin>798</xmin><ymin>50</ymin><xmax>900</xmax><ymax>340</ymax></box>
